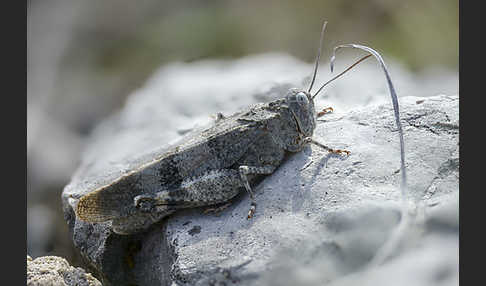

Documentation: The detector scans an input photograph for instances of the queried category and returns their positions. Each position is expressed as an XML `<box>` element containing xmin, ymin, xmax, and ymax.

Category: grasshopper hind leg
<box><xmin>132</xmin><ymin>167</ymin><xmax>276</xmax><ymax>221</ymax></box>
<box><xmin>133</xmin><ymin>169</ymin><xmax>243</xmax><ymax>211</ymax></box>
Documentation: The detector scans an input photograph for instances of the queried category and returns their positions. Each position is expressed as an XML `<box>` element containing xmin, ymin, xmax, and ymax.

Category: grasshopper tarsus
<box><xmin>332</xmin><ymin>149</ymin><xmax>351</xmax><ymax>156</ymax></box>
<box><xmin>317</xmin><ymin>107</ymin><xmax>334</xmax><ymax>118</ymax></box>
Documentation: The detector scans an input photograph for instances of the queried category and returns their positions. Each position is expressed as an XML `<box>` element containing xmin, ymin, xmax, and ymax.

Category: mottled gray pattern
<box><xmin>75</xmin><ymin>89</ymin><xmax>317</xmax><ymax>234</ymax></box>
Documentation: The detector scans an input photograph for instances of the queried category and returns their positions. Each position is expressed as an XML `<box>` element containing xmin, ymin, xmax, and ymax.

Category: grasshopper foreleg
<box><xmin>304</xmin><ymin>137</ymin><xmax>351</xmax><ymax>155</ymax></box>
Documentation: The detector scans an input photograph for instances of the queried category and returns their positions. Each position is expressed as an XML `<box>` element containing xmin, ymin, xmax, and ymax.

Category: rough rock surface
<box><xmin>165</xmin><ymin>94</ymin><xmax>459</xmax><ymax>286</ymax></box>
<box><xmin>27</xmin><ymin>255</ymin><xmax>101</xmax><ymax>286</ymax></box>
<box><xmin>62</xmin><ymin>55</ymin><xmax>458</xmax><ymax>286</ymax></box>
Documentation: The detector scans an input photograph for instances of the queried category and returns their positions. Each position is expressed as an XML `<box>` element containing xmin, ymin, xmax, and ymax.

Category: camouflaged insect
<box><xmin>75</xmin><ymin>22</ymin><xmax>406</xmax><ymax>235</ymax></box>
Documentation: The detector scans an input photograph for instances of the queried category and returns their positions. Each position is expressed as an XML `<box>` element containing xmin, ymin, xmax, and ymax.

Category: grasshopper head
<box><xmin>286</xmin><ymin>88</ymin><xmax>317</xmax><ymax>138</ymax></box>
<box><xmin>268</xmin><ymin>88</ymin><xmax>317</xmax><ymax>153</ymax></box>
<box><xmin>279</xmin><ymin>20</ymin><xmax>371</xmax><ymax>153</ymax></box>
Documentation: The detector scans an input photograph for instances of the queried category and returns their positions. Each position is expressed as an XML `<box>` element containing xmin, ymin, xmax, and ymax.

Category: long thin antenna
<box><xmin>330</xmin><ymin>44</ymin><xmax>408</xmax><ymax>268</ymax></box>
<box><xmin>307</xmin><ymin>21</ymin><xmax>328</xmax><ymax>93</ymax></box>
<box><xmin>312</xmin><ymin>54</ymin><xmax>372</xmax><ymax>99</ymax></box>
<box><xmin>330</xmin><ymin>44</ymin><xmax>406</xmax><ymax>201</ymax></box>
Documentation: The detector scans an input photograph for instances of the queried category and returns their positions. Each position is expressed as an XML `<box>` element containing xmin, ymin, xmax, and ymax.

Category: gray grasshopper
<box><xmin>75</xmin><ymin>22</ymin><xmax>406</xmax><ymax>235</ymax></box>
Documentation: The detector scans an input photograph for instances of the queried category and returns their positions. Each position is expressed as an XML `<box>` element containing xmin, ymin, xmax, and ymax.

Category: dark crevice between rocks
<box><xmin>432</xmin><ymin>122</ymin><xmax>459</xmax><ymax>133</ymax></box>
<box><xmin>404</xmin><ymin>121</ymin><xmax>439</xmax><ymax>135</ymax></box>
<box><xmin>402</xmin><ymin>109</ymin><xmax>458</xmax><ymax>136</ymax></box>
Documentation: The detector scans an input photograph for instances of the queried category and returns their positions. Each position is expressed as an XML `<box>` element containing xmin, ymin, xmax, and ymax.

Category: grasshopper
<box><xmin>75</xmin><ymin>22</ymin><xmax>406</xmax><ymax>235</ymax></box>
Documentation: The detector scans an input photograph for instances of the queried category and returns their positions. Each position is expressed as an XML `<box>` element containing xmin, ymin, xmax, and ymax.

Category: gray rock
<box><xmin>165</xmin><ymin>94</ymin><xmax>458</xmax><ymax>286</ymax></box>
<box><xmin>27</xmin><ymin>255</ymin><xmax>102</xmax><ymax>286</ymax></box>
<box><xmin>61</xmin><ymin>54</ymin><xmax>458</xmax><ymax>286</ymax></box>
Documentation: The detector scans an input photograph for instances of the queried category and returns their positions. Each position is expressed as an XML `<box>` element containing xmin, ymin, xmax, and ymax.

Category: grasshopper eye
<box><xmin>296</xmin><ymin>92</ymin><xmax>309</xmax><ymax>106</ymax></box>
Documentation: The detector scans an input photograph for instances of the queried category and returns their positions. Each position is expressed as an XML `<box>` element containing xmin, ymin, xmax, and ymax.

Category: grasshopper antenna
<box><xmin>307</xmin><ymin>21</ymin><xmax>327</xmax><ymax>93</ymax></box>
<box><xmin>331</xmin><ymin>44</ymin><xmax>408</xmax><ymax>268</ymax></box>
<box><xmin>312</xmin><ymin>54</ymin><xmax>372</xmax><ymax>100</ymax></box>
<box><xmin>330</xmin><ymin>44</ymin><xmax>406</xmax><ymax>200</ymax></box>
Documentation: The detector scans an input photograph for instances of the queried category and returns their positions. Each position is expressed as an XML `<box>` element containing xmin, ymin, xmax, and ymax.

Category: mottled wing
<box><xmin>76</xmin><ymin>102</ymin><xmax>280</xmax><ymax>222</ymax></box>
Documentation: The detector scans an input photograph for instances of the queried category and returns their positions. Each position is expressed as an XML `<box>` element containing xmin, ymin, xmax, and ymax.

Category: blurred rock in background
<box><xmin>27</xmin><ymin>255</ymin><xmax>102</xmax><ymax>286</ymax></box>
<box><xmin>27</xmin><ymin>0</ymin><xmax>457</xmax><ymax>267</ymax></box>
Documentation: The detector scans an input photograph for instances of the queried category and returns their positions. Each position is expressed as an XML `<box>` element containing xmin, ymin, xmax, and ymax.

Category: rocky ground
<box><xmin>60</xmin><ymin>54</ymin><xmax>458</xmax><ymax>286</ymax></box>
<box><xmin>27</xmin><ymin>255</ymin><xmax>101</xmax><ymax>286</ymax></box>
